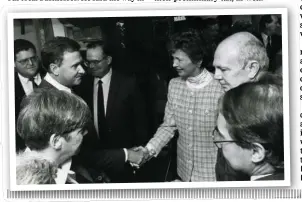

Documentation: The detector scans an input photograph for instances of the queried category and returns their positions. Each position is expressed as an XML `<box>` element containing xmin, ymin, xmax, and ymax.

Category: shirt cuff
<box><xmin>123</xmin><ymin>148</ymin><xmax>128</xmax><ymax>162</ymax></box>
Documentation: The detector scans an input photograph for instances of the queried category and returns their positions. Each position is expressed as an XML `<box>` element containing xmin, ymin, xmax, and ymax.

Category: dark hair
<box><xmin>216</xmin><ymin>15</ymin><xmax>233</xmax><ymax>28</ymax></box>
<box><xmin>219</xmin><ymin>79</ymin><xmax>283</xmax><ymax>169</ymax></box>
<box><xmin>14</xmin><ymin>39</ymin><xmax>36</xmax><ymax>61</ymax></box>
<box><xmin>168</xmin><ymin>29</ymin><xmax>205</xmax><ymax>65</ymax></box>
<box><xmin>259</xmin><ymin>15</ymin><xmax>273</xmax><ymax>32</ymax></box>
<box><xmin>86</xmin><ymin>40</ymin><xmax>113</xmax><ymax>57</ymax></box>
<box><xmin>41</xmin><ymin>37</ymin><xmax>80</xmax><ymax>71</ymax></box>
<box><xmin>17</xmin><ymin>88</ymin><xmax>92</xmax><ymax>151</ymax></box>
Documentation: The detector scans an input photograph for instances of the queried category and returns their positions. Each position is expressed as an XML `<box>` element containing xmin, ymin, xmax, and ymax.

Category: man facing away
<box><xmin>16</xmin><ymin>88</ymin><xmax>91</xmax><ymax>184</ymax></box>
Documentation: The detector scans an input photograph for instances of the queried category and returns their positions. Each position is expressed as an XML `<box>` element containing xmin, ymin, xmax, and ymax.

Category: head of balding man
<box><xmin>213</xmin><ymin>32</ymin><xmax>269</xmax><ymax>91</ymax></box>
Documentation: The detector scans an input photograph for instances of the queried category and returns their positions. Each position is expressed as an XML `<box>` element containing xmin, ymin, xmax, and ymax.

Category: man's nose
<box><xmin>214</xmin><ymin>68</ymin><xmax>222</xmax><ymax>80</ymax></box>
<box><xmin>78</xmin><ymin>64</ymin><xmax>85</xmax><ymax>74</ymax></box>
<box><xmin>173</xmin><ymin>59</ymin><xmax>179</xmax><ymax>68</ymax></box>
<box><xmin>28</xmin><ymin>58</ymin><xmax>33</xmax><ymax>65</ymax></box>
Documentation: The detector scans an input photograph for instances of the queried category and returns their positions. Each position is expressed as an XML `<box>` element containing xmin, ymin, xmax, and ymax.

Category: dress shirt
<box><xmin>18</xmin><ymin>73</ymin><xmax>42</xmax><ymax>96</ymax></box>
<box><xmin>44</xmin><ymin>73</ymin><xmax>72</xmax><ymax>93</ymax></box>
<box><xmin>261</xmin><ymin>32</ymin><xmax>271</xmax><ymax>48</ymax></box>
<box><xmin>92</xmin><ymin>68</ymin><xmax>128</xmax><ymax>162</ymax></box>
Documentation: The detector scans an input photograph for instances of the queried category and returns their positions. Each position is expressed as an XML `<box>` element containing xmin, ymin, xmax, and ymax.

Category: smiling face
<box><xmin>171</xmin><ymin>49</ymin><xmax>201</xmax><ymax>79</ymax></box>
<box><xmin>56</xmin><ymin>51</ymin><xmax>85</xmax><ymax>87</ymax></box>
<box><xmin>15</xmin><ymin>48</ymin><xmax>39</xmax><ymax>78</ymax></box>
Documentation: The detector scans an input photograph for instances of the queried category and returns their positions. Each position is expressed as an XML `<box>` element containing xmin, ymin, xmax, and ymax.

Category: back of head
<box><xmin>16</xmin><ymin>153</ymin><xmax>57</xmax><ymax>185</ymax></box>
<box><xmin>17</xmin><ymin>88</ymin><xmax>92</xmax><ymax>151</ymax></box>
<box><xmin>168</xmin><ymin>29</ymin><xmax>205</xmax><ymax>65</ymax></box>
<box><xmin>41</xmin><ymin>37</ymin><xmax>80</xmax><ymax>71</ymax></box>
<box><xmin>217</xmin><ymin>32</ymin><xmax>269</xmax><ymax>73</ymax></box>
<box><xmin>14</xmin><ymin>39</ymin><xmax>36</xmax><ymax>60</ymax></box>
<box><xmin>220</xmin><ymin>78</ymin><xmax>283</xmax><ymax>169</ymax></box>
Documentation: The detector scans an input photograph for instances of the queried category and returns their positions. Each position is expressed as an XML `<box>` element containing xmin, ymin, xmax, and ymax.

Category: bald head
<box><xmin>213</xmin><ymin>32</ymin><xmax>269</xmax><ymax>91</ymax></box>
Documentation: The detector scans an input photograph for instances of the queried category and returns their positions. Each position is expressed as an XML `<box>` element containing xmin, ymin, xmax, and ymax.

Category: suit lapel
<box><xmin>106</xmin><ymin>69</ymin><xmax>121</xmax><ymax>121</ymax></box>
<box><xmin>15</xmin><ymin>73</ymin><xmax>25</xmax><ymax>98</ymax></box>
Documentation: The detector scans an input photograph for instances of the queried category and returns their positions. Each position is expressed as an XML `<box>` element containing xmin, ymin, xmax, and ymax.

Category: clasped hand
<box><xmin>127</xmin><ymin>146</ymin><xmax>151</xmax><ymax>169</ymax></box>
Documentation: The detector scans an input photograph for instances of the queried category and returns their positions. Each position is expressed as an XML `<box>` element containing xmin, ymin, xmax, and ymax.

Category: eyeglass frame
<box><xmin>212</xmin><ymin>126</ymin><xmax>244</xmax><ymax>149</ymax></box>
<box><xmin>16</xmin><ymin>55</ymin><xmax>39</xmax><ymax>66</ymax></box>
<box><xmin>84</xmin><ymin>56</ymin><xmax>107</xmax><ymax>68</ymax></box>
<box><xmin>212</xmin><ymin>126</ymin><xmax>271</xmax><ymax>149</ymax></box>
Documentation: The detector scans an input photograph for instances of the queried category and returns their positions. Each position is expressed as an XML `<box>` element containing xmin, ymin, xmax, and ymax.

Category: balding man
<box><xmin>213</xmin><ymin>31</ymin><xmax>271</xmax><ymax>181</ymax></box>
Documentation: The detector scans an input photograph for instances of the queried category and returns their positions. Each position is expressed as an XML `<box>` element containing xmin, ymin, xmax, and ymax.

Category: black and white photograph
<box><xmin>8</xmin><ymin>9</ymin><xmax>290</xmax><ymax>190</ymax></box>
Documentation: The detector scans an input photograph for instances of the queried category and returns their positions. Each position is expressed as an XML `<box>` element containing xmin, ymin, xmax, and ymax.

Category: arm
<box><xmin>145</xmin><ymin>79</ymin><xmax>177</xmax><ymax>157</ymax></box>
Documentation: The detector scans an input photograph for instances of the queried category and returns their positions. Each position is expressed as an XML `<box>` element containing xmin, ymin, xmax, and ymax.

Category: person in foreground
<box><xmin>213</xmin><ymin>80</ymin><xmax>284</xmax><ymax>181</ymax></box>
<box><xmin>16</xmin><ymin>88</ymin><xmax>92</xmax><ymax>184</ymax></box>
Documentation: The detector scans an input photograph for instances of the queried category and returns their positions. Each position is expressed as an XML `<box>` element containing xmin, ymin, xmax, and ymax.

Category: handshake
<box><xmin>127</xmin><ymin>146</ymin><xmax>153</xmax><ymax>169</ymax></box>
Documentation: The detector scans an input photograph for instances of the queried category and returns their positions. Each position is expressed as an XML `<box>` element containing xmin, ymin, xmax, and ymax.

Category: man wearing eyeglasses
<box><xmin>14</xmin><ymin>39</ymin><xmax>45</xmax><ymax>152</ymax></box>
<box><xmin>74</xmin><ymin>40</ymin><xmax>148</xmax><ymax>183</ymax></box>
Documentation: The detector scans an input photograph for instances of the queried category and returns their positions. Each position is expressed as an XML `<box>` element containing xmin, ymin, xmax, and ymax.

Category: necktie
<box><xmin>266</xmin><ymin>36</ymin><xmax>272</xmax><ymax>57</ymax></box>
<box><xmin>29</xmin><ymin>78</ymin><xmax>38</xmax><ymax>89</ymax></box>
<box><xmin>97</xmin><ymin>80</ymin><xmax>106</xmax><ymax>135</ymax></box>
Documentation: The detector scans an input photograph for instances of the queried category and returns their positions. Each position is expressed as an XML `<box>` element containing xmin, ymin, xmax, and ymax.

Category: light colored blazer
<box><xmin>147</xmin><ymin>76</ymin><xmax>224</xmax><ymax>181</ymax></box>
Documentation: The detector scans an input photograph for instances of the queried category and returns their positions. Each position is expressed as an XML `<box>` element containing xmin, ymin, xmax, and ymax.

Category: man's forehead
<box><xmin>16</xmin><ymin>49</ymin><xmax>36</xmax><ymax>57</ymax></box>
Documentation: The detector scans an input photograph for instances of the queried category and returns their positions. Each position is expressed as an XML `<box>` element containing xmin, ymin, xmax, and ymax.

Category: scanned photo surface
<box><xmin>8</xmin><ymin>9</ymin><xmax>289</xmax><ymax>190</ymax></box>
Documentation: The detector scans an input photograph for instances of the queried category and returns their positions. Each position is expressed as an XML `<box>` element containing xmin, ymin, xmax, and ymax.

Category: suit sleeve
<box><xmin>131</xmin><ymin>77</ymin><xmax>149</xmax><ymax>146</ymax></box>
<box><xmin>74</xmin><ymin>127</ymin><xmax>126</xmax><ymax>176</ymax></box>
<box><xmin>146</xmin><ymin>79</ymin><xmax>177</xmax><ymax>156</ymax></box>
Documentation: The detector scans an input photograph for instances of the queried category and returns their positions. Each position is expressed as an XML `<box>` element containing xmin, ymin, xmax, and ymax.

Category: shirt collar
<box><xmin>261</xmin><ymin>32</ymin><xmax>268</xmax><ymax>41</ymax></box>
<box><xmin>44</xmin><ymin>73</ymin><xmax>72</xmax><ymax>93</ymax></box>
<box><xmin>250</xmin><ymin>173</ymin><xmax>273</xmax><ymax>181</ymax></box>
<box><xmin>94</xmin><ymin>68</ymin><xmax>112</xmax><ymax>85</ymax></box>
<box><xmin>18</xmin><ymin>73</ymin><xmax>40</xmax><ymax>84</ymax></box>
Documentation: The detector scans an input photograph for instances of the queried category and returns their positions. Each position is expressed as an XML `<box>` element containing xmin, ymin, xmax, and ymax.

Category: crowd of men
<box><xmin>14</xmin><ymin>14</ymin><xmax>284</xmax><ymax>184</ymax></box>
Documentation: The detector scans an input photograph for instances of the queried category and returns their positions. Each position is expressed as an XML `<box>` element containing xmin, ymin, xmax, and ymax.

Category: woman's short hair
<box><xmin>219</xmin><ymin>78</ymin><xmax>283</xmax><ymax>169</ymax></box>
<box><xmin>168</xmin><ymin>29</ymin><xmax>205</xmax><ymax>65</ymax></box>
<box><xmin>17</xmin><ymin>88</ymin><xmax>92</xmax><ymax>151</ymax></box>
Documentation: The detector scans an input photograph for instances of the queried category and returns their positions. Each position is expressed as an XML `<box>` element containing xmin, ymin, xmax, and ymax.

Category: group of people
<box><xmin>14</xmin><ymin>14</ymin><xmax>284</xmax><ymax>184</ymax></box>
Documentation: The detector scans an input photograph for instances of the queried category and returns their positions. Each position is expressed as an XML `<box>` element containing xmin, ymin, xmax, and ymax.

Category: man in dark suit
<box><xmin>14</xmin><ymin>39</ymin><xmax>45</xmax><ymax>152</ymax></box>
<box><xmin>75</xmin><ymin>40</ymin><xmax>149</xmax><ymax>182</ymax></box>
<box><xmin>257</xmin><ymin>15</ymin><xmax>282</xmax><ymax>73</ymax></box>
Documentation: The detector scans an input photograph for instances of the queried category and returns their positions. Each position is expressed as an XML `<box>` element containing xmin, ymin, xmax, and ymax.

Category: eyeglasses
<box><xmin>212</xmin><ymin>127</ymin><xmax>240</xmax><ymax>149</ymax></box>
<box><xmin>16</xmin><ymin>56</ymin><xmax>38</xmax><ymax>66</ymax></box>
<box><xmin>84</xmin><ymin>57</ymin><xmax>107</xmax><ymax>68</ymax></box>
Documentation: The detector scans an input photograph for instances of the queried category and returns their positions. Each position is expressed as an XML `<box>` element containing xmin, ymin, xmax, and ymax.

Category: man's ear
<box><xmin>106</xmin><ymin>56</ymin><xmax>112</xmax><ymax>66</ymax></box>
<box><xmin>251</xmin><ymin>143</ymin><xmax>266</xmax><ymax>164</ymax></box>
<box><xmin>196</xmin><ymin>60</ymin><xmax>203</xmax><ymax>68</ymax></box>
<box><xmin>49</xmin><ymin>63</ymin><xmax>60</xmax><ymax>76</ymax></box>
<box><xmin>244</xmin><ymin>60</ymin><xmax>260</xmax><ymax>80</ymax></box>
<box><xmin>49</xmin><ymin>134</ymin><xmax>63</xmax><ymax>150</ymax></box>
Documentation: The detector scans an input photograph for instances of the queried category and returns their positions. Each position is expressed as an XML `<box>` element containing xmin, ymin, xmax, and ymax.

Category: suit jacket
<box><xmin>147</xmin><ymin>75</ymin><xmax>224</xmax><ymax>181</ymax></box>
<box><xmin>74</xmin><ymin>69</ymin><xmax>149</xmax><ymax>182</ymax></box>
<box><xmin>15</xmin><ymin>70</ymin><xmax>46</xmax><ymax>152</ymax></box>
<box><xmin>253</xmin><ymin>32</ymin><xmax>282</xmax><ymax>73</ymax></box>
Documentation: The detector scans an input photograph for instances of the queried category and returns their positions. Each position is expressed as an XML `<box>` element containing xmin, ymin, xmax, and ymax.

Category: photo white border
<box><xmin>7</xmin><ymin>8</ymin><xmax>290</xmax><ymax>191</ymax></box>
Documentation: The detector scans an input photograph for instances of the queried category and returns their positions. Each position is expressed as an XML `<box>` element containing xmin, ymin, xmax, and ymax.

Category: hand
<box><xmin>127</xmin><ymin>146</ymin><xmax>150</xmax><ymax>168</ymax></box>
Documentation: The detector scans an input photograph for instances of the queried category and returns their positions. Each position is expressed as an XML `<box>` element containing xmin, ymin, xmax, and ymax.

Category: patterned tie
<box><xmin>29</xmin><ymin>78</ymin><xmax>38</xmax><ymax>89</ymax></box>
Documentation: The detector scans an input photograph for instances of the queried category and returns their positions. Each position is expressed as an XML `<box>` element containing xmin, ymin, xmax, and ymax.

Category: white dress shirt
<box><xmin>44</xmin><ymin>73</ymin><xmax>72</xmax><ymax>93</ymax></box>
<box><xmin>261</xmin><ymin>32</ymin><xmax>271</xmax><ymax>48</ymax></box>
<box><xmin>92</xmin><ymin>68</ymin><xmax>128</xmax><ymax>162</ymax></box>
<box><xmin>18</xmin><ymin>73</ymin><xmax>42</xmax><ymax>96</ymax></box>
